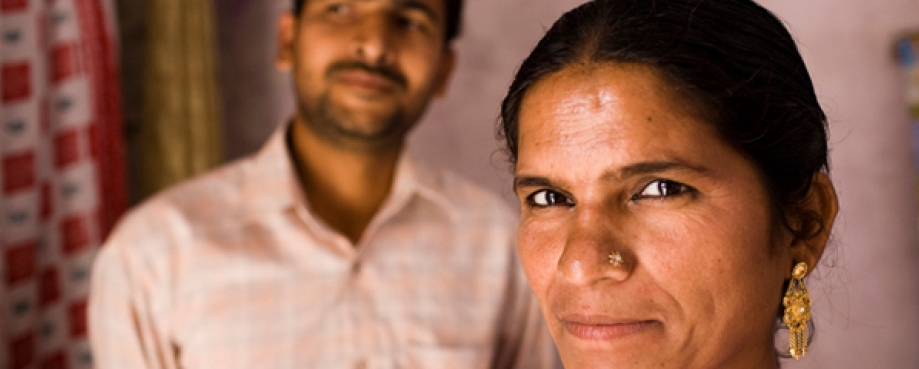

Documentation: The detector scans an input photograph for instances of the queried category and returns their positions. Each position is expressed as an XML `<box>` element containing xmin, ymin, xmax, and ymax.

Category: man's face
<box><xmin>278</xmin><ymin>0</ymin><xmax>455</xmax><ymax>152</ymax></box>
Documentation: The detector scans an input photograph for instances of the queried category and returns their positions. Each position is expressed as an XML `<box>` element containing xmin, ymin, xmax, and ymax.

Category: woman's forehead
<box><xmin>518</xmin><ymin>65</ymin><xmax>697</xmax><ymax>141</ymax></box>
<box><xmin>514</xmin><ymin>63</ymin><xmax>738</xmax><ymax>178</ymax></box>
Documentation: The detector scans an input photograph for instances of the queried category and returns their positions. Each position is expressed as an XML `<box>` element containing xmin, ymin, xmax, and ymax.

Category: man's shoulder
<box><xmin>421</xmin><ymin>164</ymin><xmax>518</xmax><ymax>223</ymax></box>
<box><xmin>103</xmin><ymin>158</ymin><xmax>256</xmax><ymax>253</ymax></box>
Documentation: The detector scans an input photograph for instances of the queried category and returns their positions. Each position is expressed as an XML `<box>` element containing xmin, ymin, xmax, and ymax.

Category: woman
<box><xmin>499</xmin><ymin>0</ymin><xmax>839</xmax><ymax>368</ymax></box>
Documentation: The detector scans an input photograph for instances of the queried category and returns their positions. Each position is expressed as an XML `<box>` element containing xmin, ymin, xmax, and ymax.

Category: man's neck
<box><xmin>288</xmin><ymin>118</ymin><xmax>401</xmax><ymax>246</ymax></box>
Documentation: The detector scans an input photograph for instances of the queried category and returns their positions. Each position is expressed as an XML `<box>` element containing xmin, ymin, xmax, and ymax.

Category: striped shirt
<box><xmin>88</xmin><ymin>125</ymin><xmax>559</xmax><ymax>369</ymax></box>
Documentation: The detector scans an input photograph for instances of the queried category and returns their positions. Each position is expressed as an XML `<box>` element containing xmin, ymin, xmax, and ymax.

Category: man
<box><xmin>88</xmin><ymin>0</ymin><xmax>558</xmax><ymax>368</ymax></box>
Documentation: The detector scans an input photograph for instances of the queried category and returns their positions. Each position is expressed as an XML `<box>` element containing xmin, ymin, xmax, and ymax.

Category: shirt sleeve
<box><xmin>88</xmin><ymin>218</ymin><xmax>179</xmax><ymax>369</ymax></box>
<box><xmin>490</xmin><ymin>238</ymin><xmax>563</xmax><ymax>369</ymax></box>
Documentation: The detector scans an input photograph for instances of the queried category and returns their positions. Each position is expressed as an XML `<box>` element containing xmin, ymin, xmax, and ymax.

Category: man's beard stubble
<box><xmin>297</xmin><ymin>61</ymin><xmax>418</xmax><ymax>153</ymax></box>
<box><xmin>298</xmin><ymin>92</ymin><xmax>412</xmax><ymax>153</ymax></box>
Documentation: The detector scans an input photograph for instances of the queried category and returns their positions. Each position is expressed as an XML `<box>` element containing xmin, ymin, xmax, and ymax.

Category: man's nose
<box><xmin>350</xmin><ymin>14</ymin><xmax>396</xmax><ymax>66</ymax></box>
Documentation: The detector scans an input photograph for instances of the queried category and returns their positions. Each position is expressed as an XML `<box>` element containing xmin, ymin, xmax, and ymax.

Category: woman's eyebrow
<box><xmin>513</xmin><ymin>176</ymin><xmax>554</xmax><ymax>191</ymax></box>
<box><xmin>610</xmin><ymin>160</ymin><xmax>710</xmax><ymax>180</ymax></box>
<box><xmin>513</xmin><ymin>160</ymin><xmax>710</xmax><ymax>192</ymax></box>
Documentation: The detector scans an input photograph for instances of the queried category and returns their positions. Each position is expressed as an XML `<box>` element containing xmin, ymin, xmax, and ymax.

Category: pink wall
<box><xmin>218</xmin><ymin>1</ymin><xmax>919</xmax><ymax>367</ymax></box>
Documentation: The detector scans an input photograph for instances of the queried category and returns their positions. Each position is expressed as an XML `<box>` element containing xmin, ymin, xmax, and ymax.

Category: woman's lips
<box><xmin>561</xmin><ymin>314</ymin><xmax>659</xmax><ymax>341</ymax></box>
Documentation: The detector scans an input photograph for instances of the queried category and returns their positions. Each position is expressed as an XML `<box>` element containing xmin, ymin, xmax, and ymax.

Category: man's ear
<box><xmin>790</xmin><ymin>172</ymin><xmax>839</xmax><ymax>272</ymax></box>
<box><xmin>277</xmin><ymin>12</ymin><xmax>296</xmax><ymax>71</ymax></box>
<box><xmin>433</xmin><ymin>48</ymin><xmax>457</xmax><ymax>98</ymax></box>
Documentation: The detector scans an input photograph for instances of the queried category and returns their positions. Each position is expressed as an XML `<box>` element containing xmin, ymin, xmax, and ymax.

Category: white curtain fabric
<box><xmin>0</xmin><ymin>0</ymin><xmax>124</xmax><ymax>368</ymax></box>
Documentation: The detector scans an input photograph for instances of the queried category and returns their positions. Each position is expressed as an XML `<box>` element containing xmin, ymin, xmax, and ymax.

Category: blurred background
<box><xmin>3</xmin><ymin>0</ymin><xmax>919</xmax><ymax>367</ymax></box>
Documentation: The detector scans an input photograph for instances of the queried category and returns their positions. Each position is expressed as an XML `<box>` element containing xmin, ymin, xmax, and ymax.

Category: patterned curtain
<box><xmin>0</xmin><ymin>0</ymin><xmax>125</xmax><ymax>368</ymax></box>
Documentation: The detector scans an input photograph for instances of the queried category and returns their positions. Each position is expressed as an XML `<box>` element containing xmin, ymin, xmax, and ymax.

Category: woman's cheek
<box><xmin>517</xmin><ymin>219</ymin><xmax>561</xmax><ymax>288</ymax></box>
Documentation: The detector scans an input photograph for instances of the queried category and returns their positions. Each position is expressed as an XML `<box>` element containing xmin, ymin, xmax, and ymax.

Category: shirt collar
<box><xmin>240</xmin><ymin>122</ymin><xmax>307</xmax><ymax>215</ymax></box>
<box><xmin>242</xmin><ymin>121</ymin><xmax>460</xmax><ymax>221</ymax></box>
<box><xmin>387</xmin><ymin>149</ymin><xmax>461</xmax><ymax>221</ymax></box>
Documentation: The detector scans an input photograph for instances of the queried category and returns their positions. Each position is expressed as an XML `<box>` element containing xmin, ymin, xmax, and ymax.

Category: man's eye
<box><xmin>395</xmin><ymin>16</ymin><xmax>424</xmax><ymax>30</ymax></box>
<box><xmin>526</xmin><ymin>190</ymin><xmax>572</xmax><ymax>207</ymax></box>
<box><xmin>327</xmin><ymin>3</ymin><xmax>353</xmax><ymax>15</ymax></box>
<box><xmin>633</xmin><ymin>179</ymin><xmax>692</xmax><ymax>200</ymax></box>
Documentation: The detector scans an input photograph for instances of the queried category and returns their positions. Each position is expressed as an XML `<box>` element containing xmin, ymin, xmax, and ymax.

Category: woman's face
<box><xmin>514</xmin><ymin>64</ymin><xmax>792</xmax><ymax>369</ymax></box>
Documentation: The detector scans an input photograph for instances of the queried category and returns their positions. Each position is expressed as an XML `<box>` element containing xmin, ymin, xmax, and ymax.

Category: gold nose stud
<box><xmin>608</xmin><ymin>251</ymin><xmax>624</xmax><ymax>267</ymax></box>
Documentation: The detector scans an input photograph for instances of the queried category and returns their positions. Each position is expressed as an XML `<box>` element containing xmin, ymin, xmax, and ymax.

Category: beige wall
<box><xmin>216</xmin><ymin>1</ymin><xmax>919</xmax><ymax>367</ymax></box>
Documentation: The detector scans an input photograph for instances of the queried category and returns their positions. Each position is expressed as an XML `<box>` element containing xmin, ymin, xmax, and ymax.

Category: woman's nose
<box><xmin>557</xmin><ymin>207</ymin><xmax>632</xmax><ymax>286</ymax></box>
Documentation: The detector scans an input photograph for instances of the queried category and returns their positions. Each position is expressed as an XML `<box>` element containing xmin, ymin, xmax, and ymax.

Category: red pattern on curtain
<box><xmin>0</xmin><ymin>0</ymin><xmax>124</xmax><ymax>368</ymax></box>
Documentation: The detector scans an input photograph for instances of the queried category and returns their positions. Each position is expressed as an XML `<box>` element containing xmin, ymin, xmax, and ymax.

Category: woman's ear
<box><xmin>276</xmin><ymin>12</ymin><xmax>296</xmax><ymax>71</ymax></box>
<box><xmin>790</xmin><ymin>172</ymin><xmax>839</xmax><ymax>270</ymax></box>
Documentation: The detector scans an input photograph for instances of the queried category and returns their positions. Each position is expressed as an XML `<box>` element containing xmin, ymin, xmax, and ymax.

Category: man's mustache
<box><xmin>327</xmin><ymin>62</ymin><xmax>407</xmax><ymax>90</ymax></box>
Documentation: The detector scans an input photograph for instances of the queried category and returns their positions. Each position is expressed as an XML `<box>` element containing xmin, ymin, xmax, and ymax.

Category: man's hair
<box><xmin>292</xmin><ymin>0</ymin><xmax>464</xmax><ymax>43</ymax></box>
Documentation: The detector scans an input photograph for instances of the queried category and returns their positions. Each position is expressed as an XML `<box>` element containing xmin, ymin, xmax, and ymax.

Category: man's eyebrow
<box><xmin>394</xmin><ymin>0</ymin><xmax>440</xmax><ymax>22</ymax></box>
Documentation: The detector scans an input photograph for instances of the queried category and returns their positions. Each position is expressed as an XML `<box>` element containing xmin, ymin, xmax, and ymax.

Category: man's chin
<box><xmin>314</xmin><ymin>120</ymin><xmax>409</xmax><ymax>152</ymax></box>
<box><xmin>329</xmin><ymin>114</ymin><xmax>407</xmax><ymax>138</ymax></box>
<box><xmin>298</xmin><ymin>100</ymin><xmax>417</xmax><ymax>149</ymax></box>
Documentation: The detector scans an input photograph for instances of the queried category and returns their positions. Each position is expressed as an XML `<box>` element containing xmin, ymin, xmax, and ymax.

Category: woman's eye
<box><xmin>634</xmin><ymin>179</ymin><xmax>693</xmax><ymax>200</ymax></box>
<box><xmin>526</xmin><ymin>189</ymin><xmax>572</xmax><ymax>207</ymax></box>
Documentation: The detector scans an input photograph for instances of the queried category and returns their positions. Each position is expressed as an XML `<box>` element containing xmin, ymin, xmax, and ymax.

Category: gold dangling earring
<box><xmin>783</xmin><ymin>262</ymin><xmax>811</xmax><ymax>360</ymax></box>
